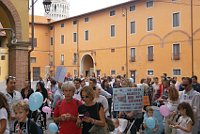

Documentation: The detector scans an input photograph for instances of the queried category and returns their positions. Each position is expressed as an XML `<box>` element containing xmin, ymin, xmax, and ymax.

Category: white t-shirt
<box><xmin>176</xmin><ymin>116</ymin><xmax>192</xmax><ymax>134</ymax></box>
<box><xmin>0</xmin><ymin>108</ymin><xmax>9</xmax><ymax>134</ymax></box>
<box><xmin>96</xmin><ymin>95</ymin><xmax>110</xmax><ymax>117</ymax></box>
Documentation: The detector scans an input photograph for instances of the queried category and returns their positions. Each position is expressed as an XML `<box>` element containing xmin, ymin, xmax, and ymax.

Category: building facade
<box><xmin>31</xmin><ymin>0</ymin><xmax>200</xmax><ymax>83</ymax></box>
<box><xmin>0</xmin><ymin>0</ymin><xmax>30</xmax><ymax>89</ymax></box>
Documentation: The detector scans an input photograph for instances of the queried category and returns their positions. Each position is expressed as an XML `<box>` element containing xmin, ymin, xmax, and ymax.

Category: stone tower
<box><xmin>45</xmin><ymin>0</ymin><xmax>69</xmax><ymax>20</ymax></box>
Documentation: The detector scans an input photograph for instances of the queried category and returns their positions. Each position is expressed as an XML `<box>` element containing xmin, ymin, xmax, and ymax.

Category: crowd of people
<box><xmin>0</xmin><ymin>73</ymin><xmax>200</xmax><ymax>134</ymax></box>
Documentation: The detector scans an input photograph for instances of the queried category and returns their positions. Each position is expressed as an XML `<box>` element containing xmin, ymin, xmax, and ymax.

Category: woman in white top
<box><xmin>93</xmin><ymin>86</ymin><xmax>110</xmax><ymax>117</ymax></box>
<box><xmin>173</xmin><ymin>102</ymin><xmax>194</xmax><ymax>134</ymax></box>
<box><xmin>0</xmin><ymin>92</ymin><xmax>10</xmax><ymax>134</ymax></box>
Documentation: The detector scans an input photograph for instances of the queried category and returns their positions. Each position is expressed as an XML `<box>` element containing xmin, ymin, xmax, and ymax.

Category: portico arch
<box><xmin>80</xmin><ymin>54</ymin><xmax>95</xmax><ymax>77</ymax></box>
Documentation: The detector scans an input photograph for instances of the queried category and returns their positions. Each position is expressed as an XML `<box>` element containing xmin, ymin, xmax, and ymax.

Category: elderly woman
<box><xmin>78</xmin><ymin>86</ymin><xmax>106</xmax><ymax>134</ymax></box>
<box><xmin>53</xmin><ymin>81</ymin><xmax>82</xmax><ymax>134</ymax></box>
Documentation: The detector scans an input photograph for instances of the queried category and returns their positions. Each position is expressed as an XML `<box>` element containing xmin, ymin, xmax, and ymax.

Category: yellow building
<box><xmin>31</xmin><ymin>0</ymin><xmax>200</xmax><ymax>83</ymax></box>
<box><xmin>0</xmin><ymin>0</ymin><xmax>30</xmax><ymax>89</ymax></box>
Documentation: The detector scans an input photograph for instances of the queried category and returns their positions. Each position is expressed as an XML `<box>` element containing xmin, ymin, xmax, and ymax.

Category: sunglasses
<box><xmin>8</xmin><ymin>76</ymin><xmax>16</xmax><ymax>79</ymax></box>
<box><xmin>81</xmin><ymin>96</ymin><xmax>89</xmax><ymax>99</ymax></box>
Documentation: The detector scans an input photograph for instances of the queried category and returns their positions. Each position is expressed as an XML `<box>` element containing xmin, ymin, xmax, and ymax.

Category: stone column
<box><xmin>8</xmin><ymin>41</ymin><xmax>30</xmax><ymax>90</ymax></box>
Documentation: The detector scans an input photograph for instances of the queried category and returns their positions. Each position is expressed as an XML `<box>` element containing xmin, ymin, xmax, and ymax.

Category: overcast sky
<box><xmin>30</xmin><ymin>0</ymin><xmax>129</xmax><ymax>17</ymax></box>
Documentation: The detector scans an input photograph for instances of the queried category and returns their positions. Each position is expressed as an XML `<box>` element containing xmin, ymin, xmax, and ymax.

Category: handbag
<box><xmin>105</xmin><ymin>118</ymin><xmax>115</xmax><ymax>132</ymax></box>
<box><xmin>89</xmin><ymin>125</ymin><xmax>108</xmax><ymax>134</ymax></box>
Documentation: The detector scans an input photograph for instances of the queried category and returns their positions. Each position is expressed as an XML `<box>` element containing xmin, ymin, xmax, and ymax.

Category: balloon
<box><xmin>24</xmin><ymin>98</ymin><xmax>29</xmax><ymax>103</ymax></box>
<box><xmin>42</xmin><ymin>106</ymin><xmax>51</xmax><ymax>113</ymax></box>
<box><xmin>146</xmin><ymin>117</ymin><xmax>156</xmax><ymax>129</ymax></box>
<box><xmin>160</xmin><ymin>105</ymin><xmax>170</xmax><ymax>117</ymax></box>
<box><xmin>48</xmin><ymin>123</ymin><xmax>58</xmax><ymax>133</ymax></box>
<box><xmin>29</xmin><ymin>92</ymin><xmax>43</xmax><ymax>111</ymax></box>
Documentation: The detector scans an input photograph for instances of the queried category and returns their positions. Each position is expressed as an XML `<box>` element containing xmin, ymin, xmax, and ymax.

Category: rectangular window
<box><xmin>61</xmin><ymin>35</ymin><xmax>64</xmax><ymax>44</ymax></box>
<box><xmin>50</xmin><ymin>37</ymin><xmax>53</xmax><ymax>45</ymax></box>
<box><xmin>74</xmin><ymin>70</ymin><xmax>78</xmax><ymax>76</ymax></box>
<box><xmin>73</xmin><ymin>33</ymin><xmax>77</xmax><ymax>42</ymax></box>
<box><xmin>146</xmin><ymin>0</ymin><xmax>153</xmax><ymax>8</ymax></box>
<box><xmin>73</xmin><ymin>20</ymin><xmax>77</xmax><ymax>25</ymax></box>
<box><xmin>30</xmin><ymin>57</ymin><xmax>36</xmax><ymax>63</ymax></box>
<box><xmin>148</xmin><ymin>46</ymin><xmax>154</xmax><ymax>61</ymax></box>
<box><xmin>111</xmin><ymin>70</ymin><xmax>116</xmax><ymax>75</ymax></box>
<box><xmin>85</xmin><ymin>30</ymin><xmax>89</xmax><ymax>41</ymax></box>
<box><xmin>96</xmin><ymin>70</ymin><xmax>101</xmax><ymax>77</ymax></box>
<box><xmin>130</xmin><ymin>48</ymin><xmax>136</xmax><ymax>62</ymax></box>
<box><xmin>50</xmin><ymin>55</ymin><xmax>53</xmax><ymax>66</ymax></box>
<box><xmin>148</xmin><ymin>70</ymin><xmax>154</xmax><ymax>75</ymax></box>
<box><xmin>111</xmin><ymin>48</ymin><xmax>115</xmax><ymax>53</ymax></box>
<box><xmin>173</xmin><ymin>12</ymin><xmax>180</xmax><ymax>27</ymax></box>
<box><xmin>110</xmin><ymin>10</ymin><xmax>115</xmax><ymax>16</ymax></box>
<box><xmin>61</xmin><ymin>54</ymin><xmax>64</xmax><ymax>65</ymax></box>
<box><xmin>60</xmin><ymin>23</ymin><xmax>64</xmax><ymax>27</ymax></box>
<box><xmin>49</xmin><ymin>26</ymin><xmax>54</xmax><ymax>30</ymax></box>
<box><xmin>111</xmin><ymin>25</ymin><xmax>115</xmax><ymax>37</ymax></box>
<box><xmin>1</xmin><ymin>55</ymin><xmax>5</xmax><ymax>60</ymax></box>
<box><xmin>173</xmin><ymin>69</ymin><xmax>181</xmax><ymax>75</ymax></box>
<box><xmin>130</xmin><ymin>21</ymin><xmax>136</xmax><ymax>34</ymax></box>
<box><xmin>173</xmin><ymin>43</ymin><xmax>180</xmax><ymax>60</ymax></box>
<box><xmin>84</xmin><ymin>17</ymin><xmax>89</xmax><ymax>22</ymax></box>
<box><xmin>29</xmin><ymin>38</ymin><xmax>37</xmax><ymax>47</ymax></box>
<box><xmin>130</xmin><ymin>5</ymin><xmax>135</xmax><ymax>11</ymax></box>
<box><xmin>33</xmin><ymin>67</ymin><xmax>40</xmax><ymax>81</ymax></box>
<box><xmin>147</xmin><ymin>18</ymin><xmax>153</xmax><ymax>31</ymax></box>
<box><xmin>73</xmin><ymin>53</ymin><xmax>78</xmax><ymax>64</ymax></box>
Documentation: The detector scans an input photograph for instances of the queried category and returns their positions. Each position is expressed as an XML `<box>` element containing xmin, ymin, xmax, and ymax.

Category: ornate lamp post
<box><xmin>28</xmin><ymin>0</ymin><xmax>52</xmax><ymax>85</ymax></box>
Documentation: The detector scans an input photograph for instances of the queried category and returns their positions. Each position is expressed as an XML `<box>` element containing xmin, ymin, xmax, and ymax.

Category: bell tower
<box><xmin>45</xmin><ymin>0</ymin><xmax>69</xmax><ymax>20</ymax></box>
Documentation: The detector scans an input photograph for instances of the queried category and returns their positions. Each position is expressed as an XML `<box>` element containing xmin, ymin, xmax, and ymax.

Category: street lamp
<box><xmin>43</xmin><ymin>0</ymin><xmax>52</xmax><ymax>14</ymax></box>
<box><xmin>28</xmin><ymin>0</ymin><xmax>52</xmax><ymax>85</ymax></box>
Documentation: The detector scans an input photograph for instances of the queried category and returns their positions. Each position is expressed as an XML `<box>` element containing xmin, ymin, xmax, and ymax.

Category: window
<box><xmin>50</xmin><ymin>37</ymin><xmax>53</xmax><ymax>45</ymax></box>
<box><xmin>148</xmin><ymin>70</ymin><xmax>154</xmax><ymax>75</ymax></box>
<box><xmin>96</xmin><ymin>70</ymin><xmax>101</xmax><ymax>77</ymax></box>
<box><xmin>130</xmin><ymin>5</ymin><xmax>135</xmax><ymax>11</ymax></box>
<box><xmin>61</xmin><ymin>35</ymin><xmax>64</xmax><ymax>44</ymax></box>
<box><xmin>61</xmin><ymin>54</ymin><xmax>64</xmax><ymax>65</ymax></box>
<box><xmin>173</xmin><ymin>69</ymin><xmax>181</xmax><ymax>75</ymax></box>
<box><xmin>1</xmin><ymin>55</ymin><xmax>5</xmax><ymax>60</ymax></box>
<box><xmin>147</xmin><ymin>18</ymin><xmax>153</xmax><ymax>31</ymax></box>
<box><xmin>111</xmin><ymin>48</ymin><xmax>115</xmax><ymax>52</ymax></box>
<box><xmin>173</xmin><ymin>12</ymin><xmax>180</xmax><ymax>27</ymax></box>
<box><xmin>146</xmin><ymin>0</ymin><xmax>153</xmax><ymax>8</ymax></box>
<box><xmin>73</xmin><ymin>20</ymin><xmax>77</xmax><ymax>25</ymax></box>
<box><xmin>148</xmin><ymin>46</ymin><xmax>154</xmax><ymax>61</ymax></box>
<box><xmin>74</xmin><ymin>70</ymin><xmax>78</xmax><ymax>76</ymax></box>
<box><xmin>73</xmin><ymin>33</ymin><xmax>77</xmax><ymax>42</ymax></box>
<box><xmin>30</xmin><ymin>57</ymin><xmax>36</xmax><ymax>63</ymax></box>
<box><xmin>110</xmin><ymin>25</ymin><xmax>115</xmax><ymax>37</ymax></box>
<box><xmin>130</xmin><ymin>48</ymin><xmax>136</xmax><ymax>62</ymax></box>
<box><xmin>49</xmin><ymin>26</ymin><xmax>54</xmax><ymax>30</ymax></box>
<box><xmin>130</xmin><ymin>21</ymin><xmax>136</xmax><ymax>34</ymax></box>
<box><xmin>73</xmin><ymin>53</ymin><xmax>78</xmax><ymax>64</ymax></box>
<box><xmin>50</xmin><ymin>55</ymin><xmax>53</xmax><ymax>66</ymax></box>
<box><xmin>29</xmin><ymin>38</ymin><xmax>37</xmax><ymax>47</ymax></box>
<box><xmin>84</xmin><ymin>17</ymin><xmax>89</xmax><ymax>22</ymax></box>
<box><xmin>111</xmin><ymin>70</ymin><xmax>116</xmax><ymax>75</ymax></box>
<box><xmin>60</xmin><ymin>23</ymin><xmax>64</xmax><ymax>27</ymax></box>
<box><xmin>33</xmin><ymin>67</ymin><xmax>40</xmax><ymax>81</ymax></box>
<box><xmin>110</xmin><ymin>10</ymin><xmax>115</xmax><ymax>16</ymax></box>
<box><xmin>0</xmin><ymin>66</ymin><xmax>1</xmax><ymax>75</ymax></box>
<box><xmin>85</xmin><ymin>30</ymin><xmax>89</xmax><ymax>40</ymax></box>
<box><xmin>173</xmin><ymin>43</ymin><xmax>180</xmax><ymax>60</ymax></box>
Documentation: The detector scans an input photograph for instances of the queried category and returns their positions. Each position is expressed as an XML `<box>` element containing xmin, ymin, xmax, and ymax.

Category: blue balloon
<box><xmin>146</xmin><ymin>117</ymin><xmax>156</xmax><ymax>129</ymax></box>
<box><xmin>48</xmin><ymin>123</ymin><xmax>58</xmax><ymax>133</ymax></box>
<box><xmin>29</xmin><ymin>92</ymin><xmax>43</xmax><ymax>111</ymax></box>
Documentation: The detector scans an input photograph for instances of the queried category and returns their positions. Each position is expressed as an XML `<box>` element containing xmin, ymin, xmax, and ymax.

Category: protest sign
<box><xmin>113</xmin><ymin>87</ymin><xmax>143</xmax><ymax>111</ymax></box>
<box><xmin>54</xmin><ymin>66</ymin><xmax>67</xmax><ymax>82</ymax></box>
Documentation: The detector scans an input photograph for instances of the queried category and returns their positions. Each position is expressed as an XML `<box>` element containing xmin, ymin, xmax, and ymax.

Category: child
<box><xmin>143</xmin><ymin>106</ymin><xmax>158</xmax><ymax>134</ymax></box>
<box><xmin>13</xmin><ymin>101</ymin><xmax>43</xmax><ymax>134</ymax></box>
<box><xmin>172</xmin><ymin>102</ymin><xmax>194</xmax><ymax>134</ymax></box>
<box><xmin>111</xmin><ymin>118</ymin><xmax>122</xmax><ymax>134</ymax></box>
<box><xmin>0</xmin><ymin>92</ymin><xmax>10</xmax><ymax>134</ymax></box>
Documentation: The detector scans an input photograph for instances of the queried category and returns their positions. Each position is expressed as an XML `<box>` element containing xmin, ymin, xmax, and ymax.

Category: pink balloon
<box><xmin>42</xmin><ymin>106</ymin><xmax>52</xmax><ymax>113</ymax></box>
<box><xmin>24</xmin><ymin>98</ymin><xmax>29</xmax><ymax>103</ymax></box>
<box><xmin>160</xmin><ymin>105</ymin><xmax>170</xmax><ymax>117</ymax></box>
